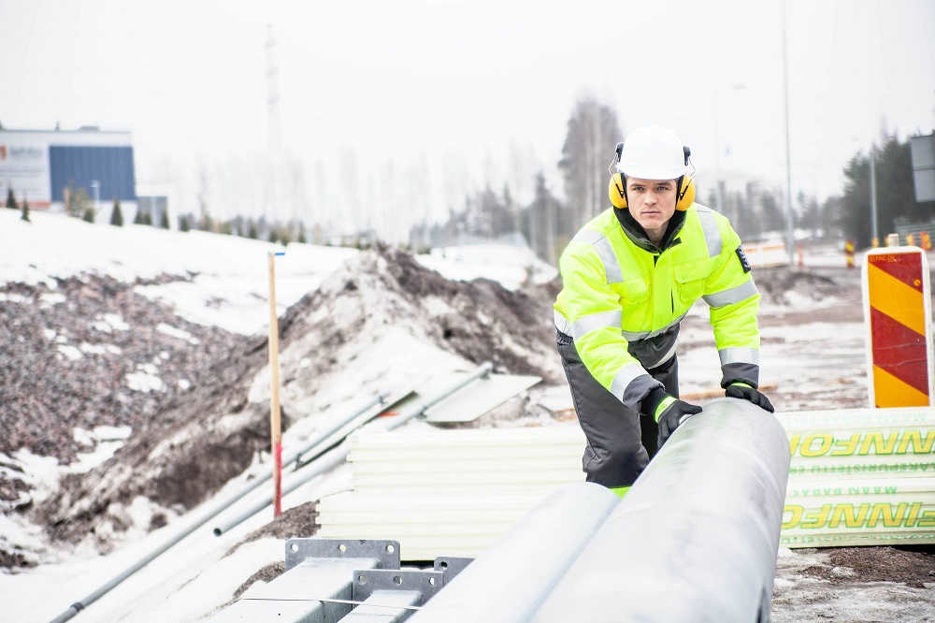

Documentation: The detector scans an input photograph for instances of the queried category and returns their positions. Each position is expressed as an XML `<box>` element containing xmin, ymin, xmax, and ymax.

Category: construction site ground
<box><xmin>1</xmin><ymin>211</ymin><xmax>933</xmax><ymax>621</ymax></box>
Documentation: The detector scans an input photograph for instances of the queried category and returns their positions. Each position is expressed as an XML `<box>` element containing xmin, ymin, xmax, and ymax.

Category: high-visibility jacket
<box><xmin>553</xmin><ymin>203</ymin><xmax>760</xmax><ymax>412</ymax></box>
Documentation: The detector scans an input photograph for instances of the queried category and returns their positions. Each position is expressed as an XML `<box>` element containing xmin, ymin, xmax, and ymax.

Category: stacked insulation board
<box><xmin>318</xmin><ymin>427</ymin><xmax>587</xmax><ymax>560</ymax></box>
<box><xmin>777</xmin><ymin>407</ymin><xmax>935</xmax><ymax>547</ymax></box>
<box><xmin>317</xmin><ymin>407</ymin><xmax>935</xmax><ymax>560</ymax></box>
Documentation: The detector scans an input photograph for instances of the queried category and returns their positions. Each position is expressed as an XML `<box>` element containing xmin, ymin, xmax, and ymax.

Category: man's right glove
<box><xmin>641</xmin><ymin>387</ymin><xmax>703</xmax><ymax>448</ymax></box>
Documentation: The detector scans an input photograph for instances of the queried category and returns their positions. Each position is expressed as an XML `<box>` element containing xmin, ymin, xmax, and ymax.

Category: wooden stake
<box><xmin>268</xmin><ymin>251</ymin><xmax>283</xmax><ymax>517</ymax></box>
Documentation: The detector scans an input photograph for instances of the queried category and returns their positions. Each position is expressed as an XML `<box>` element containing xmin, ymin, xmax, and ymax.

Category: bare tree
<box><xmin>558</xmin><ymin>96</ymin><xmax>622</xmax><ymax>228</ymax></box>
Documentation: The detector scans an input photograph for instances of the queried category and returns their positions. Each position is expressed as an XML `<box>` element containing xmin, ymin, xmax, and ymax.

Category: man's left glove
<box><xmin>725</xmin><ymin>382</ymin><xmax>775</xmax><ymax>413</ymax></box>
<box><xmin>641</xmin><ymin>387</ymin><xmax>703</xmax><ymax>448</ymax></box>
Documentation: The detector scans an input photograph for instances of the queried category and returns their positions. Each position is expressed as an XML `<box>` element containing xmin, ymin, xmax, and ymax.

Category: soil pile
<box><xmin>0</xmin><ymin>274</ymin><xmax>250</xmax><ymax>462</ymax></box>
<box><xmin>5</xmin><ymin>245</ymin><xmax>562</xmax><ymax>566</ymax></box>
<box><xmin>754</xmin><ymin>265</ymin><xmax>855</xmax><ymax>307</ymax></box>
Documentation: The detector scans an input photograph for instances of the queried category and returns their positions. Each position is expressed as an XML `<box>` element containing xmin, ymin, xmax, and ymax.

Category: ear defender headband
<box><xmin>608</xmin><ymin>143</ymin><xmax>696</xmax><ymax>211</ymax></box>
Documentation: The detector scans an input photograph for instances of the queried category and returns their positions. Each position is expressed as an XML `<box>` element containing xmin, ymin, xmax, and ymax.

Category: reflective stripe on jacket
<box><xmin>553</xmin><ymin>203</ymin><xmax>760</xmax><ymax>412</ymax></box>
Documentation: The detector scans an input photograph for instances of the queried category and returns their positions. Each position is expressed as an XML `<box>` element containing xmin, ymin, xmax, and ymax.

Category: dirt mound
<box><xmin>0</xmin><ymin>274</ymin><xmax>248</xmax><ymax>461</ymax></box>
<box><xmin>802</xmin><ymin>546</ymin><xmax>935</xmax><ymax>588</ymax></box>
<box><xmin>277</xmin><ymin>245</ymin><xmax>562</xmax><ymax>384</ymax></box>
<box><xmin>225</xmin><ymin>500</ymin><xmax>319</xmax><ymax>558</ymax></box>
<box><xmin>754</xmin><ymin>266</ymin><xmax>852</xmax><ymax>306</ymax></box>
<box><xmin>9</xmin><ymin>246</ymin><xmax>563</xmax><ymax>565</ymax></box>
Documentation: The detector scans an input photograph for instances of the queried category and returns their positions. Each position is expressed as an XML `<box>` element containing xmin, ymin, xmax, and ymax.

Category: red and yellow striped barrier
<box><xmin>863</xmin><ymin>247</ymin><xmax>933</xmax><ymax>407</ymax></box>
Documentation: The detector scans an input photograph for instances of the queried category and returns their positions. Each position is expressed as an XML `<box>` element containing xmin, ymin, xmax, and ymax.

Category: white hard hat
<box><xmin>616</xmin><ymin>126</ymin><xmax>688</xmax><ymax>180</ymax></box>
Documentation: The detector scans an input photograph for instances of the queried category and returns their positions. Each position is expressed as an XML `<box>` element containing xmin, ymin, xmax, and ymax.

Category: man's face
<box><xmin>626</xmin><ymin>177</ymin><xmax>678</xmax><ymax>233</ymax></box>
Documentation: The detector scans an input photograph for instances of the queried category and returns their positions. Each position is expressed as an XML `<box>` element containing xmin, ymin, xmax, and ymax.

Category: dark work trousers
<box><xmin>557</xmin><ymin>330</ymin><xmax>680</xmax><ymax>489</ymax></box>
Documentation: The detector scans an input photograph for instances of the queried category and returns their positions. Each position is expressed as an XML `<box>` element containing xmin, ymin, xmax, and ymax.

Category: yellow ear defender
<box><xmin>608</xmin><ymin>143</ymin><xmax>696</xmax><ymax>211</ymax></box>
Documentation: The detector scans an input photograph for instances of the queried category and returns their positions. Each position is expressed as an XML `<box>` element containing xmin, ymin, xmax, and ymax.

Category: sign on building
<box><xmin>910</xmin><ymin>133</ymin><xmax>935</xmax><ymax>203</ymax></box>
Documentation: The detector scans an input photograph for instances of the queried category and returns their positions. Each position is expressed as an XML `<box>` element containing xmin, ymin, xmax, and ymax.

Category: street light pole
<box><xmin>869</xmin><ymin>145</ymin><xmax>879</xmax><ymax>244</ymax></box>
<box><xmin>780</xmin><ymin>0</ymin><xmax>795</xmax><ymax>266</ymax></box>
<box><xmin>713</xmin><ymin>83</ymin><xmax>746</xmax><ymax>221</ymax></box>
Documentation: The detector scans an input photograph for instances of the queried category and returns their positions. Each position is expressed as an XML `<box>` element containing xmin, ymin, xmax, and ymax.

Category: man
<box><xmin>553</xmin><ymin>125</ymin><xmax>773</xmax><ymax>498</ymax></box>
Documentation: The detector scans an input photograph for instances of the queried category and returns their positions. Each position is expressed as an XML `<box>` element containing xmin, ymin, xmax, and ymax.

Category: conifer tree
<box><xmin>5</xmin><ymin>188</ymin><xmax>16</xmax><ymax>210</ymax></box>
<box><xmin>248</xmin><ymin>221</ymin><xmax>258</xmax><ymax>239</ymax></box>
<box><xmin>20</xmin><ymin>197</ymin><xmax>30</xmax><ymax>222</ymax></box>
<box><xmin>159</xmin><ymin>208</ymin><xmax>170</xmax><ymax>229</ymax></box>
<box><xmin>179</xmin><ymin>215</ymin><xmax>191</xmax><ymax>232</ymax></box>
<box><xmin>110</xmin><ymin>198</ymin><xmax>124</xmax><ymax>226</ymax></box>
<box><xmin>82</xmin><ymin>206</ymin><xmax>95</xmax><ymax>223</ymax></box>
<box><xmin>298</xmin><ymin>223</ymin><xmax>307</xmax><ymax>243</ymax></box>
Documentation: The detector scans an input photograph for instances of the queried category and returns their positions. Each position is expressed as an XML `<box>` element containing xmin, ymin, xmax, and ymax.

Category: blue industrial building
<box><xmin>49</xmin><ymin>145</ymin><xmax>136</xmax><ymax>203</ymax></box>
<box><xmin>0</xmin><ymin>125</ymin><xmax>136</xmax><ymax>210</ymax></box>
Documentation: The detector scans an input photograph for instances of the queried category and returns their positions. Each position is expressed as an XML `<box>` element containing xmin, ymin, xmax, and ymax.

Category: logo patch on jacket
<box><xmin>736</xmin><ymin>246</ymin><xmax>752</xmax><ymax>273</ymax></box>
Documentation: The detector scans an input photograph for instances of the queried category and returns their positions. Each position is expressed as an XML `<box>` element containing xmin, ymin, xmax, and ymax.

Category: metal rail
<box><xmin>212</xmin><ymin>362</ymin><xmax>494</xmax><ymax>536</ymax></box>
<box><xmin>45</xmin><ymin>391</ymin><xmax>392</xmax><ymax>623</ymax></box>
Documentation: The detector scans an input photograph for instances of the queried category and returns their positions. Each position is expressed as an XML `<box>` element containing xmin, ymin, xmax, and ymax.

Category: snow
<box><xmin>39</xmin><ymin>292</ymin><xmax>66</xmax><ymax>306</ymax></box>
<box><xmin>0</xmin><ymin>292</ymin><xmax>31</xmax><ymax>304</ymax></box>
<box><xmin>2</xmin><ymin>210</ymin><xmax>931</xmax><ymax>620</ymax></box>
<box><xmin>126</xmin><ymin>369</ymin><xmax>166</xmax><ymax>393</ymax></box>
<box><xmin>415</xmin><ymin>243</ymin><xmax>557</xmax><ymax>290</ymax></box>
<box><xmin>102</xmin><ymin>313</ymin><xmax>130</xmax><ymax>331</ymax></box>
<box><xmin>0</xmin><ymin>210</ymin><xmax>357</xmax><ymax>335</ymax></box>
<box><xmin>79</xmin><ymin>342</ymin><xmax>120</xmax><ymax>355</ymax></box>
<box><xmin>0</xmin><ymin>461</ymin><xmax>354</xmax><ymax>623</ymax></box>
<box><xmin>56</xmin><ymin>344</ymin><xmax>83</xmax><ymax>361</ymax></box>
<box><xmin>68</xmin><ymin>426</ymin><xmax>133</xmax><ymax>474</ymax></box>
<box><xmin>156</xmin><ymin>322</ymin><xmax>200</xmax><ymax>345</ymax></box>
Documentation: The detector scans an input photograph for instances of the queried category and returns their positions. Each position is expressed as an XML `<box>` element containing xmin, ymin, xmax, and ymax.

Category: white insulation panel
<box><xmin>318</xmin><ymin>407</ymin><xmax>935</xmax><ymax>559</ymax></box>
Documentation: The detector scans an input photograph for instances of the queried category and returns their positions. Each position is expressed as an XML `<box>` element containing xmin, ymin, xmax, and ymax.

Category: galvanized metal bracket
<box><xmin>352</xmin><ymin>569</ymin><xmax>445</xmax><ymax>605</ymax></box>
<box><xmin>433</xmin><ymin>556</ymin><xmax>473</xmax><ymax>581</ymax></box>
<box><xmin>285</xmin><ymin>538</ymin><xmax>401</xmax><ymax>571</ymax></box>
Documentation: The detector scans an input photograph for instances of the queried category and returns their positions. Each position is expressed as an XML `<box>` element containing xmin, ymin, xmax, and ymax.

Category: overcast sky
<box><xmin>2</xmin><ymin>0</ymin><xmax>933</xmax><ymax>230</ymax></box>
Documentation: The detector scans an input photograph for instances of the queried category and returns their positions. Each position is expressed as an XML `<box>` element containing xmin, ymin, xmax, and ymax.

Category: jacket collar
<box><xmin>613</xmin><ymin>207</ymin><xmax>687</xmax><ymax>253</ymax></box>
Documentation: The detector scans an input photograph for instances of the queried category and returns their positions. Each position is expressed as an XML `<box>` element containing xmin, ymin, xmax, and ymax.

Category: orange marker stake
<box><xmin>921</xmin><ymin>231</ymin><xmax>932</xmax><ymax>251</ymax></box>
<box><xmin>268</xmin><ymin>251</ymin><xmax>285</xmax><ymax>517</ymax></box>
<box><xmin>845</xmin><ymin>240</ymin><xmax>855</xmax><ymax>269</ymax></box>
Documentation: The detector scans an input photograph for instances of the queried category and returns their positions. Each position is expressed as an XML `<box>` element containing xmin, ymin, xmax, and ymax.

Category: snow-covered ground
<box><xmin>415</xmin><ymin>243</ymin><xmax>557</xmax><ymax>290</ymax></box>
<box><xmin>1</xmin><ymin>210</ymin><xmax>360</xmax><ymax>334</ymax></box>
<box><xmin>1</xmin><ymin>210</ymin><xmax>932</xmax><ymax>622</ymax></box>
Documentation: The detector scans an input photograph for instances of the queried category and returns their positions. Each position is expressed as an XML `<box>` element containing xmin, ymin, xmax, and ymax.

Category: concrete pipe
<box><xmin>532</xmin><ymin>397</ymin><xmax>790</xmax><ymax>623</ymax></box>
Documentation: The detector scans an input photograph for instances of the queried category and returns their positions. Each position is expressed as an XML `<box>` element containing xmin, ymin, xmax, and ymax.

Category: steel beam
<box><xmin>211</xmin><ymin>539</ymin><xmax>400</xmax><ymax>623</ymax></box>
<box><xmin>532</xmin><ymin>397</ymin><xmax>790</xmax><ymax>623</ymax></box>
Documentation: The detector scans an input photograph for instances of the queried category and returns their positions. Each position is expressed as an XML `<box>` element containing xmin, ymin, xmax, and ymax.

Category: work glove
<box><xmin>641</xmin><ymin>387</ymin><xmax>703</xmax><ymax>448</ymax></box>
<box><xmin>725</xmin><ymin>382</ymin><xmax>775</xmax><ymax>413</ymax></box>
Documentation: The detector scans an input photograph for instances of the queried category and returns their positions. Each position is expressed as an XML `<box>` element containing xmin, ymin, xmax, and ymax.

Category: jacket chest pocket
<box><xmin>674</xmin><ymin>260</ymin><xmax>715</xmax><ymax>307</ymax></box>
<box><xmin>613</xmin><ymin>276</ymin><xmax>650</xmax><ymax>311</ymax></box>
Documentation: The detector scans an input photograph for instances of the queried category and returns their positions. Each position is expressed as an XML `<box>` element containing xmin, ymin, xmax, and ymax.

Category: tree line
<box><xmin>7</xmin><ymin>102</ymin><xmax>929</xmax><ymax>256</ymax></box>
<box><xmin>407</xmin><ymin>97</ymin><xmax>932</xmax><ymax>261</ymax></box>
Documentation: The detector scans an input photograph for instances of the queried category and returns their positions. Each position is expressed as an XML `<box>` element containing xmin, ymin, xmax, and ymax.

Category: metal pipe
<box><xmin>46</xmin><ymin>391</ymin><xmax>390</xmax><ymax>623</ymax></box>
<box><xmin>212</xmin><ymin>362</ymin><xmax>494</xmax><ymax>537</ymax></box>
<box><xmin>531</xmin><ymin>397</ymin><xmax>790</xmax><ymax>623</ymax></box>
<box><xmin>407</xmin><ymin>482</ymin><xmax>619</xmax><ymax>623</ymax></box>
